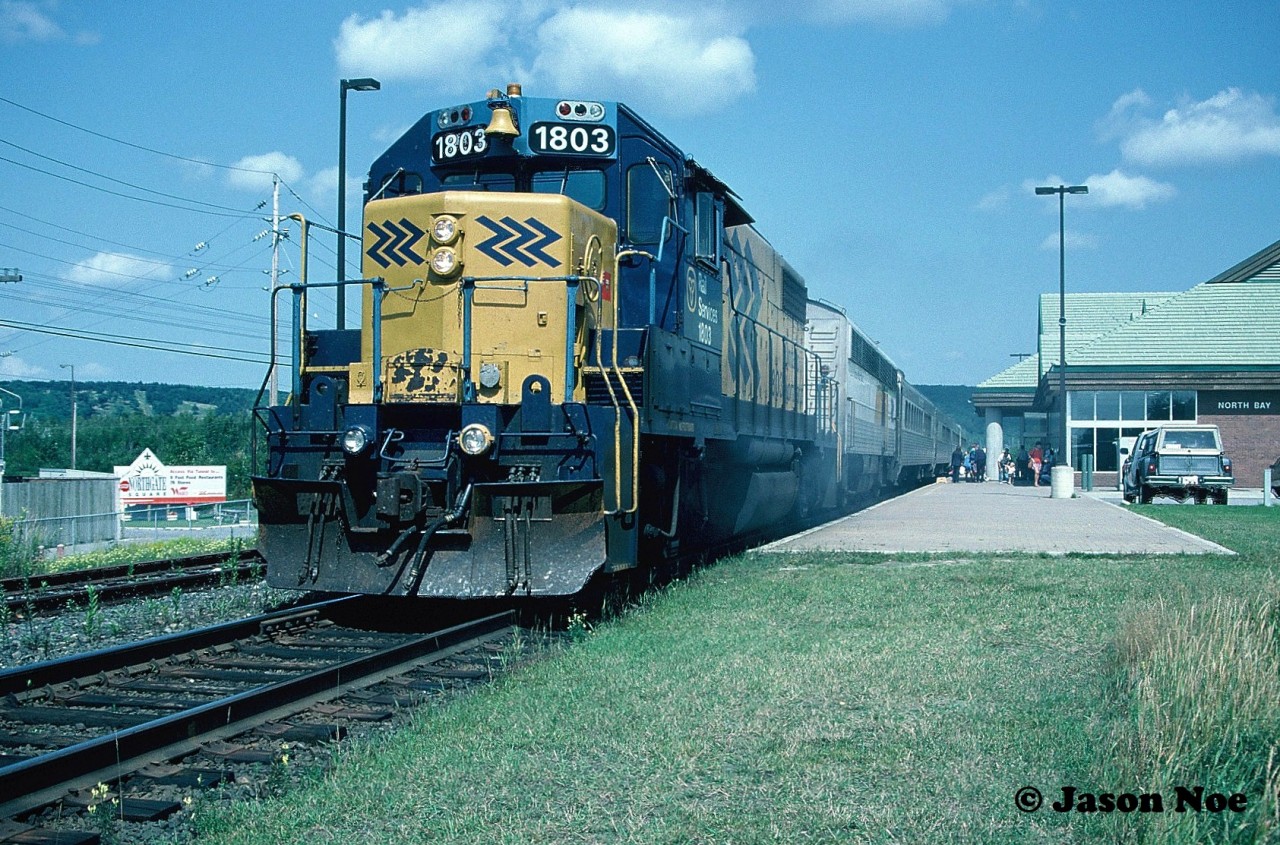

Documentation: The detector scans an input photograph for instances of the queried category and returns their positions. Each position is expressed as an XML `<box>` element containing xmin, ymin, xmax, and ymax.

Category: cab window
<box><xmin>626</xmin><ymin>161</ymin><xmax>674</xmax><ymax>245</ymax></box>
<box><xmin>441</xmin><ymin>172</ymin><xmax>516</xmax><ymax>192</ymax></box>
<box><xmin>694</xmin><ymin>191</ymin><xmax>719</xmax><ymax>264</ymax></box>
<box><xmin>374</xmin><ymin>171</ymin><xmax>424</xmax><ymax>198</ymax></box>
<box><xmin>532</xmin><ymin>168</ymin><xmax>606</xmax><ymax>210</ymax></box>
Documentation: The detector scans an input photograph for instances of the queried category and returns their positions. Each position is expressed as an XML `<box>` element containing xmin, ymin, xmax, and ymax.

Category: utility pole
<box><xmin>269</xmin><ymin>175</ymin><xmax>281</xmax><ymax>407</ymax></box>
<box><xmin>60</xmin><ymin>363</ymin><xmax>76</xmax><ymax>471</ymax></box>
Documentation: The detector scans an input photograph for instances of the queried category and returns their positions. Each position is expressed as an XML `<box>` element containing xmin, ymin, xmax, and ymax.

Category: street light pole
<box><xmin>1035</xmin><ymin>183</ymin><xmax>1088</xmax><ymax>496</ymax></box>
<box><xmin>60</xmin><ymin>363</ymin><xmax>76</xmax><ymax>471</ymax></box>
<box><xmin>337</xmin><ymin>77</ymin><xmax>380</xmax><ymax>331</ymax></box>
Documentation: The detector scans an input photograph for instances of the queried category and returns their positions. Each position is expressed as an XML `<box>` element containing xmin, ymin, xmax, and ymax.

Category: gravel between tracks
<box><xmin>0</xmin><ymin>580</ymin><xmax>305</xmax><ymax>670</ymax></box>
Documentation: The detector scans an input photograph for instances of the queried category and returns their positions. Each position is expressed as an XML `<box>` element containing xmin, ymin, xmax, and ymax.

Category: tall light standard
<box><xmin>1035</xmin><ymin>183</ymin><xmax>1088</xmax><ymax>495</ymax></box>
<box><xmin>60</xmin><ymin>363</ymin><xmax>76</xmax><ymax>471</ymax></box>
<box><xmin>337</xmin><ymin>77</ymin><xmax>380</xmax><ymax>331</ymax></box>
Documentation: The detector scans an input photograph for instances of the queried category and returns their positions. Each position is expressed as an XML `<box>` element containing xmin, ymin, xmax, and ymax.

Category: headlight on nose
<box><xmin>431</xmin><ymin>247</ymin><xmax>461</xmax><ymax>276</ymax></box>
<box><xmin>458</xmin><ymin>423</ymin><xmax>494</xmax><ymax>456</ymax></box>
<box><xmin>432</xmin><ymin>215</ymin><xmax>459</xmax><ymax>244</ymax></box>
<box><xmin>341</xmin><ymin>424</ymin><xmax>374</xmax><ymax>456</ymax></box>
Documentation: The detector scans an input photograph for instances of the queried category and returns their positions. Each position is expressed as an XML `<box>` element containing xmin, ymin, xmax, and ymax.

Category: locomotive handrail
<box><xmin>649</xmin><ymin>216</ymin><xmax>689</xmax><ymax>325</ymax></box>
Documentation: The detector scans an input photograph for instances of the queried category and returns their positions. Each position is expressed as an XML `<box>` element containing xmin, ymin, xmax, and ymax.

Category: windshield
<box><xmin>436</xmin><ymin>167</ymin><xmax>606</xmax><ymax>210</ymax></box>
<box><xmin>531</xmin><ymin>168</ymin><xmax>606</xmax><ymax>210</ymax></box>
<box><xmin>441</xmin><ymin>171</ymin><xmax>516</xmax><ymax>192</ymax></box>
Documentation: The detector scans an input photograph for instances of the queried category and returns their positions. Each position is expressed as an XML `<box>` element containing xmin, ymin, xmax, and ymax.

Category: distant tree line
<box><xmin>1</xmin><ymin>381</ymin><xmax>260</xmax><ymax>499</ymax></box>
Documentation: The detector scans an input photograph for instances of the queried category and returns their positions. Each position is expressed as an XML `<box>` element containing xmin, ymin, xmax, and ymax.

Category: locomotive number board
<box><xmin>431</xmin><ymin>127</ymin><xmax>489</xmax><ymax>163</ymax></box>
<box><xmin>529</xmin><ymin>122</ymin><xmax>616</xmax><ymax>157</ymax></box>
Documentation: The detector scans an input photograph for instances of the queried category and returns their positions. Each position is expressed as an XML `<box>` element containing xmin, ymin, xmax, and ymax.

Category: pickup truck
<box><xmin>1121</xmin><ymin>424</ymin><xmax>1233</xmax><ymax>505</ymax></box>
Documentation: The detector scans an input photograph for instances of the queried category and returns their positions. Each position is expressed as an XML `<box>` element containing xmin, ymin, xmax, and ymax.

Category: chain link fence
<box><xmin>10</xmin><ymin>499</ymin><xmax>258</xmax><ymax>558</ymax></box>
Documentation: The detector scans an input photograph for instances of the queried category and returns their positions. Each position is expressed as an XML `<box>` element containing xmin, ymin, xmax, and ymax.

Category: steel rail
<box><xmin>0</xmin><ymin>596</ymin><xmax>354</xmax><ymax>696</ymax></box>
<box><xmin>2</xmin><ymin>548</ymin><xmax>265</xmax><ymax>615</ymax></box>
<box><xmin>0</xmin><ymin>609</ymin><xmax>513</xmax><ymax>819</ymax></box>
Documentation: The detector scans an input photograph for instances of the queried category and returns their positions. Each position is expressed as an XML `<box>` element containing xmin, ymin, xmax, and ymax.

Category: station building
<box><xmin>973</xmin><ymin>238</ymin><xmax>1280</xmax><ymax>488</ymax></box>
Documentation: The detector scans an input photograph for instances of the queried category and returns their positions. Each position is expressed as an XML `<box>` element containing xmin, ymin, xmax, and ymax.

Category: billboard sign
<box><xmin>113</xmin><ymin>448</ymin><xmax>226</xmax><ymax>506</ymax></box>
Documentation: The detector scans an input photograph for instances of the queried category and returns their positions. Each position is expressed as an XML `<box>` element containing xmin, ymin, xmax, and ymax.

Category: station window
<box><xmin>1172</xmin><ymin>390</ymin><xmax>1197</xmax><ymax>420</ymax></box>
<box><xmin>626</xmin><ymin>161</ymin><xmax>674</xmax><ymax>245</ymax></box>
<box><xmin>1068</xmin><ymin>390</ymin><xmax>1200</xmax><ymax>469</ymax></box>
<box><xmin>1120</xmin><ymin>391</ymin><xmax>1145</xmax><ymax>420</ymax></box>
<box><xmin>1069</xmin><ymin>392</ymin><xmax>1095</xmax><ymax>421</ymax></box>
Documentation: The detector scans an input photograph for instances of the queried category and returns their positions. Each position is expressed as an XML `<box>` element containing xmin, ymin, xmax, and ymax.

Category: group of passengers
<box><xmin>949</xmin><ymin>443</ymin><xmax>987</xmax><ymax>483</ymax></box>
<box><xmin>951</xmin><ymin>442</ymin><xmax>1055</xmax><ymax>486</ymax></box>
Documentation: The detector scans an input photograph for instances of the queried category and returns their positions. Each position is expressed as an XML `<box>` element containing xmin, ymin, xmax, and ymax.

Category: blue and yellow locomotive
<box><xmin>252</xmin><ymin>85</ymin><xmax>954</xmax><ymax>599</ymax></box>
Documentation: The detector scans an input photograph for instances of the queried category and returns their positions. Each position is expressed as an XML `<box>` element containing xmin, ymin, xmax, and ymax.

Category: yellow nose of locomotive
<box><xmin>353</xmin><ymin>191</ymin><xmax>616</xmax><ymax>406</ymax></box>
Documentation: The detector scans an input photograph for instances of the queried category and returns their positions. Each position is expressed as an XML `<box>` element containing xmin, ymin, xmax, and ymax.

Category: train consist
<box><xmin>252</xmin><ymin>85</ymin><xmax>965</xmax><ymax>599</ymax></box>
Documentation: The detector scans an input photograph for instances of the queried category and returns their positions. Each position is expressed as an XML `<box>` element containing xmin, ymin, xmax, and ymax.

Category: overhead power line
<box><xmin>0</xmin><ymin>94</ymin><xmax>276</xmax><ymax>175</ymax></box>
<box><xmin>0</xmin><ymin>318</ymin><xmax>272</xmax><ymax>364</ymax></box>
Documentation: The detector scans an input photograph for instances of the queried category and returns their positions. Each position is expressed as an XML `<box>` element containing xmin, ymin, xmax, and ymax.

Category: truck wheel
<box><xmin>1139</xmin><ymin>485</ymin><xmax>1153</xmax><ymax>505</ymax></box>
<box><xmin>1193</xmin><ymin>491</ymin><xmax>1207</xmax><ymax>505</ymax></box>
<box><xmin>1214</xmin><ymin>490</ymin><xmax>1228</xmax><ymax>506</ymax></box>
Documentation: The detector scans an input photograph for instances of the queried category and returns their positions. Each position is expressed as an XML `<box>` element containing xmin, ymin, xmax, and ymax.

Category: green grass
<box><xmin>0</xmin><ymin>524</ymin><xmax>242</xmax><ymax>580</ymax></box>
<box><xmin>192</xmin><ymin>509</ymin><xmax>1280</xmax><ymax>844</ymax></box>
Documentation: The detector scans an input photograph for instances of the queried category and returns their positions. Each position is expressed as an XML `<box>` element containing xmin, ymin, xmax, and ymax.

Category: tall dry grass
<box><xmin>1107</xmin><ymin>586</ymin><xmax>1280</xmax><ymax>843</ymax></box>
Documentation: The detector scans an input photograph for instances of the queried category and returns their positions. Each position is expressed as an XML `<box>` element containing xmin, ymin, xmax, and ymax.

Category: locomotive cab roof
<box><xmin>684</xmin><ymin>158</ymin><xmax>754</xmax><ymax>227</ymax></box>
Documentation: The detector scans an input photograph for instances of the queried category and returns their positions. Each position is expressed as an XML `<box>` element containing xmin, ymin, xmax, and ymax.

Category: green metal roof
<box><xmin>1205</xmin><ymin>237</ymin><xmax>1280</xmax><ymax>284</ymax></box>
<box><xmin>976</xmin><ymin>353</ymin><xmax>1040</xmax><ymax>391</ymax></box>
<box><xmin>1037</xmin><ymin>292</ymin><xmax>1179</xmax><ymax>374</ymax></box>
<box><xmin>1060</xmin><ymin>280</ymin><xmax>1280</xmax><ymax>368</ymax></box>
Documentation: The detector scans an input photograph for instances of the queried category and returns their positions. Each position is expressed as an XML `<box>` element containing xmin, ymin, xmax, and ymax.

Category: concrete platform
<box><xmin>762</xmin><ymin>480</ymin><xmax>1234</xmax><ymax>556</ymax></box>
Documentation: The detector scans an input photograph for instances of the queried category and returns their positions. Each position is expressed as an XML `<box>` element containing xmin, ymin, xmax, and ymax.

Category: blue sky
<box><xmin>0</xmin><ymin>0</ymin><xmax>1277</xmax><ymax>389</ymax></box>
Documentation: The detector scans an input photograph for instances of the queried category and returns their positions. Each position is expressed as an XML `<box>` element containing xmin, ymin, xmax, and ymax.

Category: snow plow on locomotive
<box><xmin>252</xmin><ymin>85</ymin><xmax>960</xmax><ymax>600</ymax></box>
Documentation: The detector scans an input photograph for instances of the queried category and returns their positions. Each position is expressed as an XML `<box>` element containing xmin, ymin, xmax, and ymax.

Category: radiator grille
<box><xmin>584</xmin><ymin>371</ymin><xmax>644</xmax><ymax>406</ymax></box>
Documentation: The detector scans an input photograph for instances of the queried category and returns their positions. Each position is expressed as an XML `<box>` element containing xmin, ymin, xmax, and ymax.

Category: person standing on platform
<box><xmin>1030</xmin><ymin>442</ymin><xmax>1044</xmax><ymax>488</ymax></box>
<box><xmin>951</xmin><ymin>446</ymin><xmax>964</xmax><ymax>483</ymax></box>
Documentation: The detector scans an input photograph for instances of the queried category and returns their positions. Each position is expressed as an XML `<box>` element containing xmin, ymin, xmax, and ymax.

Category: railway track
<box><xmin>0</xmin><ymin>598</ymin><xmax>515</xmax><ymax>840</ymax></box>
<box><xmin>2</xmin><ymin>548</ymin><xmax>265</xmax><ymax>617</ymax></box>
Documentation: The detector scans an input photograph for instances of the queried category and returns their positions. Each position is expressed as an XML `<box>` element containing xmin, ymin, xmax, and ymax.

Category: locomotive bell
<box><xmin>485</xmin><ymin>104</ymin><xmax>518</xmax><ymax>137</ymax></box>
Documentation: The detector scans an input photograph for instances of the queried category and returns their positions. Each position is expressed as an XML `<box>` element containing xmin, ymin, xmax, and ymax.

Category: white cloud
<box><xmin>335</xmin><ymin>2</ymin><xmax>512</xmax><ymax>83</ymax></box>
<box><xmin>1039</xmin><ymin>229</ymin><xmax>1096</xmax><ymax>252</ymax></box>
<box><xmin>1105</xmin><ymin>87</ymin><xmax>1280</xmax><ymax>166</ymax></box>
<box><xmin>0</xmin><ymin>0</ymin><xmax>97</xmax><ymax>44</ymax></box>
<box><xmin>533</xmin><ymin>8</ymin><xmax>755</xmax><ymax>116</ymax></box>
<box><xmin>0</xmin><ymin>353</ymin><xmax>44</xmax><ymax>379</ymax></box>
<box><xmin>226</xmin><ymin>152</ymin><xmax>305</xmax><ymax>192</ymax></box>
<box><xmin>332</xmin><ymin>2</ymin><xmax>755</xmax><ymax>116</ymax></box>
<box><xmin>975</xmin><ymin>185</ymin><xmax>1011</xmax><ymax>211</ymax></box>
<box><xmin>1082</xmin><ymin>169</ymin><xmax>1176</xmax><ymax>210</ymax></box>
<box><xmin>805</xmin><ymin>0</ymin><xmax>954</xmax><ymax>26</ymax></box>
<box><xmin>0</xmin><ymin>0</ymin><xmax>62</xmax><ymax>41</ymax></box>
<box><xmin>67</xmin><ymin>252</ymin><xmax>173</xmax><ymax>285</ymax></box>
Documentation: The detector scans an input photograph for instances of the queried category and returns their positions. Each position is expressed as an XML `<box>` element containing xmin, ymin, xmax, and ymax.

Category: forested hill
<box><xmin>915</xmin><ymin>385</ymin><xmax>983</xmax><ymax>439</ymax></box>
<box><xmin>0</xmin><ymin>381</ymin><xmax>257</xmax><ymax>422</ymax></box>
<box><xmin>0</xmin><ymin>382</ymin><xmax>260</xmax><ymax>493</ymax></box>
